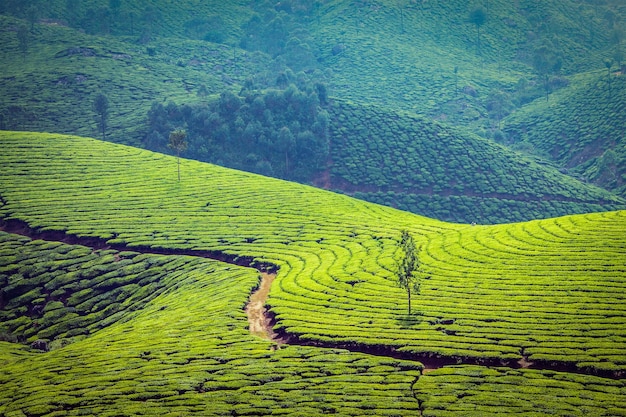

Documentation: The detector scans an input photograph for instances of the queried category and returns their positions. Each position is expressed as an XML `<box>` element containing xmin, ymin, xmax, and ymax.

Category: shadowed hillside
<box><xmin>1</xmin><ymin>1</ymin><xmax>625</xmax><ymax>224</ymax></box>
<box><xmin>504</xmin><ymin>71</ymin><xmax>626</xmax><ymax>197</ymax></box>
<box><xmin>324</xmin><ymin>99</ymin><xmax>625</xmax><ymax>223</ymax></box>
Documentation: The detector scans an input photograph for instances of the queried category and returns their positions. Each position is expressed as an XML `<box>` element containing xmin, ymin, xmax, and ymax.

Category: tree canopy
<box><xmin>396</xmin><ymin>230</ymin><xmax>425</xmax><ymax>315</ymax></box>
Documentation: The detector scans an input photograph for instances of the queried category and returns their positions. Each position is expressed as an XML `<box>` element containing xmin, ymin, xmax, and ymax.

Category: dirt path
<box><xmin>245</xmin><ymin>272</ymin><xmax>288</xmax><ymax>344</ymax></box>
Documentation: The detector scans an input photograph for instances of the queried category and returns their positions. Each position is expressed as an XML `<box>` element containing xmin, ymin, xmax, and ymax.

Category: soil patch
<box><xmin>245</xmin><ymin>273</ymin><xmax>289</xmax><ymax>345</ymax></box>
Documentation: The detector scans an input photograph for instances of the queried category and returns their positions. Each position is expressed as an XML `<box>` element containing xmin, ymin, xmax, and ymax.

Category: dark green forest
<box><xmin>0</xmin><ymin>0</ymin><xmax>625</xmax><ymax>223</ymax></box>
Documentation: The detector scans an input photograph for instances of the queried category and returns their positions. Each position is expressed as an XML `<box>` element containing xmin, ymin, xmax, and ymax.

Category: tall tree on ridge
<box><xmin>168</xmin><ymin>129</ymin><xmax>188</xmax><ymax>182</ymax></box>
<box><xmin>93</xmin><ymin>93</ymin><xmax>109</xmax><ymax>141</ymax></box>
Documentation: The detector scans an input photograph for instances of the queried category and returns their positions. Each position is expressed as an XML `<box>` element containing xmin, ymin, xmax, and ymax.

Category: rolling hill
<box><xmin>1</xmin><ymin>131</ymin><xmax>625</xmax><ymax>415</ymax></box>
<box><xmin>324</xmin><ymin>99</ymin><xmax>625</xmax><ymax>223</ymax></box>
<box><xmin>503</xmin><ymin>70</ymin><xmax>626</xmax><ymax>197</ymax></box>
<box><xmin>1</xmin><ymin>1</ymin><xmax>625</xmax><ymax>225</ymax></box>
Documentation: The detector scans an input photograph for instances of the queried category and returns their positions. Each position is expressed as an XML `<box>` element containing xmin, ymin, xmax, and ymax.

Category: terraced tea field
<box><xmin>1</xmin><ymin>131</ymin><xmax>625</xmax><ymax>415</ymax></box>
<box><xmin>326</xmin><ymin>99</ymin><xmax>625</xmax><ymax>223</ymax></box>
<box><xmin>504</xmin><ymin>72</ymin><xmax>626</xmax><ymax>197</ymax></box>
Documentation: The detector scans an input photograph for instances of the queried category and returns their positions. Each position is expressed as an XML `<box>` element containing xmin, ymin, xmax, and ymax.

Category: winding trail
<box><xmin>1</xmin><ymin>218</ymin><xmax>623</xmax><ymax>380</ymax></box>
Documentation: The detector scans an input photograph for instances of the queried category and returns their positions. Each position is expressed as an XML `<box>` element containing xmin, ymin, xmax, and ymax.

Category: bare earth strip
<box><xmin>245</xmin><ymin>272</ymin><xmax>289</xmax><ymax>345</ymax></box>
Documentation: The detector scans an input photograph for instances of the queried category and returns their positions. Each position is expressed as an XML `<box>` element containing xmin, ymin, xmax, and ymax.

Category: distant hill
<box><xmin>1</xmin><ymin>0</ymin><xmax>625</xmax><ymax>223</ymax></box>
<box><xmin>504</xmin><ymin>71</ymin><xmax>626</xmax><ymax>197</ymax></box>
<box><xmin>323</xmin><ymin>99</ymin><xmax>626</xmax><ymax>223</ymax></box>
<box><xmin>0</xmin><ymin>14</ymin><xmax>271</xmax><ymax>146</ymax></box>
<box><xmin>309</xmin><ymin>0</ymin><xmax>625</xmax><ymax>119</ymax></box>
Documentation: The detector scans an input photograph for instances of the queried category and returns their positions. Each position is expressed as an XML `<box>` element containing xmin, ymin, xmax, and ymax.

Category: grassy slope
<box><xmin>504</xmin><ymin>71</ymin><xmax>626</xmax><ymax>196</ymax></box>
<box><xmin>0</xmin><ymin>131</ymin><xmax>625</xmax><ymax>415</ymax></box>
<box><xmin>416</xmin><ymin>366</ymin><xmax>626</xmax><ymax>416</ymax></box>
<box><xmin>9</xmin><ymin>0</ymin><xmax>251</xmax><ymax>41</ymax></box>
<box><xmin>325</xmin><ymin>99</ymin><xmax>625</xmax><ymax>223</ymax></box>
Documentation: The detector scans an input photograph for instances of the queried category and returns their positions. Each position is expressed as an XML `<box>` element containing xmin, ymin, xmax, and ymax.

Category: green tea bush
<box><xmin>416</xmin><ymin>366</ymin><xmax>626</xmax><ymax>416</ymax></box>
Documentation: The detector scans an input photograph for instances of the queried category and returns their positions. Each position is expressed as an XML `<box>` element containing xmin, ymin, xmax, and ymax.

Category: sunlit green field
<box><xmin>1</xmin><ymin>131</ymin><xmax>625</xmax><ymax>415</ymax></box>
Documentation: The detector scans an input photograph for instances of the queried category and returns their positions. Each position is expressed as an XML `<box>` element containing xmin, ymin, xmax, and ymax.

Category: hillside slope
<box><xmin>4</xmin><ymin>0</ymin><xmax>624</xmax><ymax>139</ymax></box>
<box><xmin>504</xmin><ymin>71</ymin><xmax>626</xmax><ymax>197</ymax></box>
<box><xmin>0</xmin><ymin>14</ymin><xmax>269</xmax><ymax>145</ymax></box>
<box><xmin>0</xmin><ymin>131</ymin><xmax>625</xmax><ymax>416</ymax></box>
<box><xmin>325</xmin><ymin>99</ymin><xmax>625</xmax><ymax>223</ymax></box>
<box><xmin>311</xmin><ymin>0</ymin><xmax>624</xmax><ymax>117</ymax></box>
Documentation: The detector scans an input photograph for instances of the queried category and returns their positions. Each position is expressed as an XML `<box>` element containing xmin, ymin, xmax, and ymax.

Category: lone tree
<box><xmin>469</xmin><ymin>7</ymin><xmax>487</xmax><ymax>56</ymax></box>
<box><xmin>396</xmin><ymin>230</ymin><xmax>427</xmax><ymax>315</ymax></box>
<box><xmin>168</xmin><ymin>128</ymin><xmax>188</xmax><ymax>181</ymax></box>
<box><xmin>17</xmin><ymin>25</ymin><xmax>29</xmax><ymax>60</ymax></box>
<box><xmin>93</xmin><ymin>93</ymin><xmax>109</xmax><ymax>140</ymax></box>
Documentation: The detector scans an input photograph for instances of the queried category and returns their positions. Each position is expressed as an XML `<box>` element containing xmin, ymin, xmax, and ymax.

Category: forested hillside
<box><xmin>0</xmin><ymin>0</ymin><xmax>624</xmax><ymax>223</ymax></box>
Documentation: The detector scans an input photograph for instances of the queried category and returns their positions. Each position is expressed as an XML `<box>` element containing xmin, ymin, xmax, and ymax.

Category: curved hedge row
<box><xmin>0</xmin><ymin>231</ymin><xmax>424</xmax><ymax>416</ymax></box>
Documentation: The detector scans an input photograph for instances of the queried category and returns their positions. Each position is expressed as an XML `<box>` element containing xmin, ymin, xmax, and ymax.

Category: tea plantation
<box><xmin>0</xmin><ymin>131</ymin><xmax>625</xmax><ymax>415</ymax></box>
<box><xmin>326</xmin><ymin>99</ymin><xmax>625</xmax><ymax>223</ymax></box>
<box><xmin>504</xmin><ymin>72</ymin><xmax>626</xmax><ymax>197</ymax></box>
<box><xmin>0</xmin><ymin>232</ymin><xmax>424</xmax><ymax>416</ymax></box>
<box><xmin>2</xmin><ymin>2</ymin><xmax>625</xmax><ymax>227</ymax></box>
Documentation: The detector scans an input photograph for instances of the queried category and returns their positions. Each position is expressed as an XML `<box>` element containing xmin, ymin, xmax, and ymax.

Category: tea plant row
<box><xmin>415</xmin><ymin>365</ymin><xmax>626</xmax><ymax>416</ymax></box>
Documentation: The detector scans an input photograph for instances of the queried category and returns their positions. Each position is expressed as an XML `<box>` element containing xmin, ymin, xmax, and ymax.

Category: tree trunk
<box><xmin>101</xmin><ymin>113</ymin><xmax>106</xmax><ymax>140</ymax></box>
<box><xmin>407</xmin><ymin>286</ymin><xmax>411</xmax><ymax>315</ymax></box>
